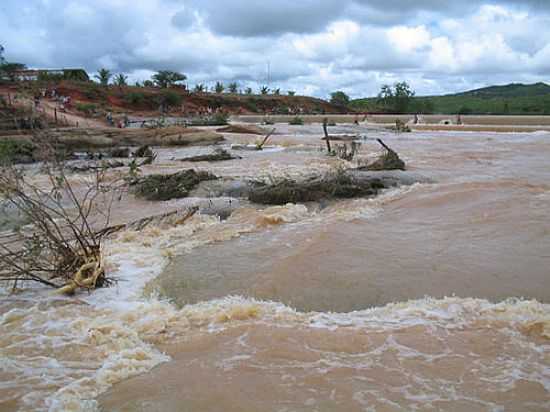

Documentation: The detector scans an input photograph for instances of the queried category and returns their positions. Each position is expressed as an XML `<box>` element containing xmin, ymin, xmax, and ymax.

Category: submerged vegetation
<box><xmin>131</xmin><ymin>169</ymin><xmax>217</xmax><ymax>201</ymax></box>
<box><xmin>0</xmin><ymin>142</ymin><xmax>118</xmax><ymax>293</ymax></box>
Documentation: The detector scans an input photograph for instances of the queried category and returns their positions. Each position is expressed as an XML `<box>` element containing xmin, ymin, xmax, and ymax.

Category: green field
<box><xmin>351</xmin><ymin>83</ymin><xmax>550</xmax><ymax>115</ymax></box>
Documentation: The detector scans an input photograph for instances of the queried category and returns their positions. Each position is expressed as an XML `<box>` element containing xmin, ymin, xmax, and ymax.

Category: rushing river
<box><xmin>1</xmin><ymin>124</ymin><xmax>549</xmax><ymax>411</ymax></box>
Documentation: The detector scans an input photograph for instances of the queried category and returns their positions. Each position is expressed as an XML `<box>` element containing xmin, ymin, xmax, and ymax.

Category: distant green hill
<box><xmin>350</xmin><ymin>82</ymin><xmax>550</xmax><ymax>115</ymax></box>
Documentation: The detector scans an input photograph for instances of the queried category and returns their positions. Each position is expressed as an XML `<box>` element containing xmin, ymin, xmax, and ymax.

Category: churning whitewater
<box><xmin>1</xmin><ymin>127</ymin><xmax>550</xmax><ymax>411</ymax></box>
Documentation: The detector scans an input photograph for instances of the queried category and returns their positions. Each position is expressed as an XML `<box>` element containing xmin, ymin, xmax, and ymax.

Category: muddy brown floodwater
<box><xmin>155</xmin><ymin>129</ymin><xmax>550</xmax><ymax>311</ymax></box>
<box><xmin>1</xmin><ymin>124</ymin><xmax>549</xmax><ymax>411</ymax></box>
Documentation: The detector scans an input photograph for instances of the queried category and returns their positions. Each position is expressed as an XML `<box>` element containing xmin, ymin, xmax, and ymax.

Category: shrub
<box><xmin>0</xmin><ymin>140</ymin><xmax>36</xmax><ymax>164</ymax></box>
<box><xmin>158</xmin><ymin>90</ymin><xmax>183</xmax><ymax>108</ymax></box>
<box><xmin>75</xmin><ymin>102</ymin><xmax>98</xmax><ymax>115</ymax></box>
<box><xmin>211</xmin><ymin>112</ymin><xmax>229</xmax><ymax>125</ymax></box>
<box><xmin>125</xmin><ymin>92</ymin><xmax>147</xmax><ymax>106</ymax></box>
<box><xmin>289</xmin><ymin>116</ymin><xmax>304</xmax><ymax>125</ymax></box>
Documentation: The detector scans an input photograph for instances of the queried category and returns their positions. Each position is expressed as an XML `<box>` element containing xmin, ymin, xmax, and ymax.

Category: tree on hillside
<box><xmin>143</xmin><ymin>80</ymin><xmax>154</xmax><ymax>87</ymax></box>
<box><xmin>114</xmin><ymin>74</ymin><xmax>128</xmax><ymax>87</ymax></box>
<box><xmin>377</xmin><ymin>82</ymin><xmax>415</xmax><ymax>113</ymax></box>
<box><xmin>215</xmin><ymin>81</ymin><xmax>225</xmax><ymax>93</ymax></box>
<box><xmin>228</xmin><ymin>82</ymin><xmax>238</xmax><ymax>93</ymax></box>
<box><xmin>394</xmin><ymin>82</ymin><xmax>415</xmax><ymax>113</ymax></box>
<box><xmin>273</xmin><ymin>88</ymin><xmax>281</xmax><ymax>95</ymax></box>
<box><xmin>330</xmin><ymin>91</ymin><xmax>350</xmax><ymax>107</ymax></box>
<box><xmin>288</xmin><ymin>91</ymin><xmax>296</xmax><ymax>96</ymax></box>
<box><xmin>194</xmin><ymin>83</ymin><xmax>206</xmax><ymax>93</ymax></box>
<box><xmin>260</xmin><ymin>86</ymin><xmax>269</xmax><ymax>95</ymax></box>
<box><xmin>0</xmin><ymin>44</ymin><xmax>4</xmax><ymax>65</ymax></box>
<box><xmin>152</xmin><ymin>70</ymin><xmax>187</xmax><ymax>88</ymax></box>
<box><xmin>94</xmin><ymin>68</ymin><xmax>112</xmax><ymax>86</ymax></box>
<box><xmin>245</xmin><ymin>87</ymin><xmax>253</xmax><ymax>95</ymax></box>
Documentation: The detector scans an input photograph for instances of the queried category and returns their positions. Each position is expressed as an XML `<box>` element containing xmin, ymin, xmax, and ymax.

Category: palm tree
<box><xmin>94</xmin><ymin>68</ymin><xmax>112</xmax><ymax>86</ymax></box>
<box><xmin>152</xmin><ymin>71</ymin><xmax>186</xmax><ymax>88</ymax></box>
<box><xmin>245</xmin><ymin>87</ymin><xmax>253</xmax><ymax>95</ymax></box>
<box><xmin>215</xmin><ymin>82</ymin><xmax>225</xmax><ymax>94</ymax></box>
<box><xmin>228</xmin><ymin>82</ymin><xmax>238</xmax><ymax>94</ymax></box>
<box><xmin>273</xmin><ymin>88</ymin><xmax>281</xmax><ymax>95</ymax></box>
<box><xmin>194</xmin><ymin>83</ymin><xmax>206</xmax><ymax>93</ymax></box>
<box><xmin>288</xmin><ymin>91</ymin><xmax>296</xmax><ymax>96</ymax></box>
<box><xmin>260</xmin><ymin>86</ymin><xmax>269</xmax><ymax>95</ymax></box>
<box><xmin>114</xmin><ymin>74</ymin><xmax>128</xmax><ymax>87</ymax></box>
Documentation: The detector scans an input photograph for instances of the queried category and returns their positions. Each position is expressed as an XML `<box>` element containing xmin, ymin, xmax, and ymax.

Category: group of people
<box><xmin>32</xmin><ymin>88</ymin><xmax>72</xmax><ymax>113</ymax></box>
<box><xmin>105</xmin><ymin>112</ymin><xmax>130</xmax><ymax>128</ymax></box>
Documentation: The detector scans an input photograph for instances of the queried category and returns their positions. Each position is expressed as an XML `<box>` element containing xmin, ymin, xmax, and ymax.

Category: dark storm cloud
<box><xmin>177</xmin><ymin>0</ymin><xmax>346</xmax><ymax>37</ymax></box>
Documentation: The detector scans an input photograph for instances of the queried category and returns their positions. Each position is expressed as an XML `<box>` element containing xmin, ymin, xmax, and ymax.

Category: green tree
<box><xmin>260</xmin><ymin>86</ymin><xmax>269</xmax><ymax>95</ymax></box>
<box><xmin>393</xmin><ymin>82</ymin><xmax>415</xmax><ymax>113</ymax></box>
<box><xmin>273</xmin><ymin>88</ymin><xmax>281</xmax><ymax>95</ymax></box>
<box><xmin>377</xmin><ymin>84</ymin><xmax>394</xmax><ymax>110</ymax></box>
<box><xmin>228</xmin><ymin>82</ymin><xmax>238</xmax><ymax>93</ymax></box>
<box><xmin>0</xmin><ymin>44</ymin><xmax>5</xmax><ymax>65</ymax></box>
<box><xmin>152</xmin><ymin>70</ymin><xmax>186</xmax><ymax>88</ymax></box>
<box><xmin>288</xmin><ymin>91</ymin><xmax>296</xmax><ymax>96</ymax></box>
<box><xmin>114</xmin><ymin>73</ymin><xmax>128</xmax><ymax>87</ymax></box>
<box><xmin>377</xmin><ymin>82</ymin><xmax>415</xmax><ymax>113</ymax></box>
<box><xmin>94</xmin><ymin>68</ymin><xmax>112</xmax><ymax>86</ymax></box>
<box><xmin>194</xmin><ymin>83</ymin><xmax>206</xmax><ymax>93</ymax></box>
<box><xmin>330</xmin><ymin>91</ymin><xmax>350</xmax><ymax>107</ymax></box>
<box><xmin>157</xmin><ymin>89</ymin><xmax>183</xmax><ymax>112</ymax></box>
<box><xmin>245</xmin><ymin>87</ymin><xmax>253</xmax><ymax>95</ymax></box>
<box><xmin>143</xmin><ymin>80</ymin><xmax>154</xmax><ymax>87</ymax></box>
<box><xmin>215</xmin><ymin>81</ymin><xmax>225</xmax><ymax>93</ymax></box>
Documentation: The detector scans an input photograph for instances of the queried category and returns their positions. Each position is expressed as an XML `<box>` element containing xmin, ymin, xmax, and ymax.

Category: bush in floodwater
<box><xmin>131</xmin><ymin>169</ymin><xmax>217</xmax><ymax>201</ymax></box>
<box><xmin>289</xmin><ymin>116</ymin><xmax>304</xmax><ymax>125</ymax></box>
<box><xmin>0</xmin><ymin>139</ymin><xmax>36</xmax><ymax>164</ymax></box>
<box><xmin>248</xmin><ymin>170</ymin><xmax>385</xmax><ymax>205</ymax></box>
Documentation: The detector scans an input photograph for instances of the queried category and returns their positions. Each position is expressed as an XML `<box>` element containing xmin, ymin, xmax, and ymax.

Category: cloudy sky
<box><xmin>1</xmin><ymin>0</ymin><xmax>549</xmax><ymax>98</ymax></box>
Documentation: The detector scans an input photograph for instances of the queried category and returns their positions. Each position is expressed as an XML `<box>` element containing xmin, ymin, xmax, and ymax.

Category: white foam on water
<box><xmin>2</xmin><ymin>186</ymin><xmax>549</xmax><ymax>411</ymax></box>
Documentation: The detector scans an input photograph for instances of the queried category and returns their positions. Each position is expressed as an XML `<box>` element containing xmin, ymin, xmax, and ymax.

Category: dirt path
<box><xmin>0</xmin><ymin>90</ymin><xmax>108</xmax><ymax>129</ymax></box>
<box><xmin>39</xmin><ymin>99</ymin><xmax>107</xmax><ymax>128</ymax></box>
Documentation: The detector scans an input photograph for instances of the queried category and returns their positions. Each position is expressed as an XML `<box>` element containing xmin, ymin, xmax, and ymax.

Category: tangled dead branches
<box><xmin>0</xmin><ymin>131</ymin><xmax>124</xmax><ymax>294</ymax></box>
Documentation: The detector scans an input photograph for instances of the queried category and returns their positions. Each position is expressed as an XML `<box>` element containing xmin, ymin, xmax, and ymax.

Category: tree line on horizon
<box><xmin>3</xmin><ymin>44</ymin><xmax>550</xmax><ymax>115</ymax></box>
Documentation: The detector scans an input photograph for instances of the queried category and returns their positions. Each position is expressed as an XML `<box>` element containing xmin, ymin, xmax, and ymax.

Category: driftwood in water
<box><xmin>248</xmin><ymin>172</ymin><xmax>385</xmax><ymax>205</ymax></box>
<box><xmin>323</xmin><ymin>134</ymin><xmax>359</xmax><ymax>142</ymax></box>
<box><xmin>189</xmin><ymin>170</ymin><xmax>430</xmax><ymax>203</ymax></box>
<box><xmin>360</xmin><ymin>139</ymin><xmax>406</xmax><ymax>171</ymax></box>
<box><xmin>230</xmin><ymin>128</ymin><xmax>276</xmax><ymax>151</ymax></box>
<box><xmin>133</xmin><ymin>145</ymin><xmax>153</xmax><ymax>158</ymax></box>
<box><xmin>216</xmin><ymin>124</ymin><xmax>268</xmax><ymax>135</ymax></box>
<box><xmin>256</xmin><ymin>128</ymin><xmax>276</xmax><ymax>150</ymax></box>
<box><xmin>247</xmin><ymin>168</ymin><xmax>429</xmax><ymax>205</ymax></box>
<box><xmin>131</xmin><ymin>169</ymin><xmax>217</xmax><ymax>201</ymax></box>
<box><xmin>68</xmin><ymin>160</ymin><xmax>125</xmax><ymax>173</ymax></box>
<box><xmin>178</xmin><ymin>148</ymin><xmax>241</xmax><ymax>162</ymax></box>
<box><xmin>322</xmin><ymin>118</ymin><xmax>332</xmax><ymax>153</ymax></box>
<box><xmin>97</xmin><ymin>207</ymin><xmax>198</xmax><ymax>238</ymax></box>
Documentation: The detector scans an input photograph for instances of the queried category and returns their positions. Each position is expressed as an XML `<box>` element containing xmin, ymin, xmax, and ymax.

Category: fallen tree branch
<box><xmin>256</xmin><ymin>128</ymin><xmax>276</xmax><ymax>150</ymax></box>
